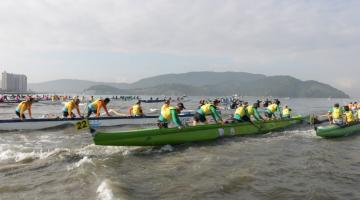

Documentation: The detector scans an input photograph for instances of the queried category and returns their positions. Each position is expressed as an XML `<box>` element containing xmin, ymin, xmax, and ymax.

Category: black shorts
<box><xmin>157</xmin><ymin>120</ymin><xmax>168</xmax><ymax>128</ymax></box>
<box><xmin>63</xmin><ymin>112</ymin><xmax>75</xmax><ymax>118</ymax></box>
<box><xmin>87</xmin><ymin>109</ymin><xmax>97</xmax><ymax>118</ymax></box>
<box><xmin>15</xmin><ymin>111</ymin><xmax>25</xmax><ymax>119</ymax></box>
<box><xmin>233</xmin><ymin>115</ymin><xmax>250</xmax><ymax>123</ymax></box>
<box><xmin>194</xmin><ymin>112</ymin><xmax>206</xmax><ymax>123</ymax></box>
<box><xmin>241</xmin><ymin>115</ymin><xmax>251</xmax><ymax>122</ymax></box>
<box><xmin>265</xmin><ymin>112</ymin><xmax>273</xmax><ymax>118</ymax></box>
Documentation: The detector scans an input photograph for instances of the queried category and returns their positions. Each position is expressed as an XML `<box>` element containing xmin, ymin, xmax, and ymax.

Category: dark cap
<box><xmin>74</xmin><ymin>98</ymin><xmax>80</xmax><ymax>104</ymax></box>
<box><xmin>213</xmin><ymin>99</ymin><xmax>220</xmax><ymax>105</ymax></box>
<box><xmin>177</xmin><ymin>102</ymin><xmax>186</xmax><ymax>109</ymax></box>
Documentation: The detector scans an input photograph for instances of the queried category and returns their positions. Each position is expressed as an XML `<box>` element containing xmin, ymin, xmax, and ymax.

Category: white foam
<box><xmin>256</xmin><ymin>129</ymin><xmax>317</xmax><ymax>143</ymax></box>
<box><xmin>97</xmin><ymin>180</ymin><xmax>119</xmax><ymax>200</ymax></box>
<box><xmin>67</xmin><ymin>156</ymin><xmax>95</xmax><ymax>171</ymax></box>
<box><xmin>0</xmin><ymin>147</ymin><xmax>70</xmax><ymax>163</ymax></box>
<box><xmin>78</xmin><ymin>144</ymin><xmax>139</xmax><ymax>157</ymax></box>
<box><xmin>277</xmin><ymin>129</ymin><xmax>317</xmax><ymax>138</ymax></box>
<box><xmin>159</xmin><ymin>144</ymin><xmax>174</xmax><ymax>152</ymax></box>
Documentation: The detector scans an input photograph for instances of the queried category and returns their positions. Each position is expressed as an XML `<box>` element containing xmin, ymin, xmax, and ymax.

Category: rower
<box><xmin>157</xmin><ymin>102</ymin><xmax>185</xmax><ymax>129</ymax></box>
<box><xmin>128</xmin><ymin>100</ymin><xmax>144</xmax><ymax>116</ymax></box>
<box><xmin>343</xmin><ymin>105</ymin><xmax>355</xmax><ymax>125</ymax></box>
<box><xmin>353</xmin><ymin>102</ymin><xmax>358</xmax><ymax>111</ymax></box>
<box><xmin>233</xmin><ymin>102</ymin><xmax>250</xmax><ymax>122</ymax></box>
<box><xmin>328</xmin><ymin>103</ymin><xmax>344</xmax><ymax>125</ymax></box>
<box><xmin>88</xmin><ymin>96</ymin><xmax>94</xmax><ymax>103</ymax></box>
<box><xmin>262</xmin><ymin>99</ymin><xmax>270</xmax><ymax>108</ymax></box>
<box><xmin>161</xmin><ymin>99</ymin><xmax>171</xmax><ymax>117</ymax></box>
<box><xmin>265</xmin><ymin>99</ymin><xmax>281</xmax><ymax>119</ymax></box>
<box><xmin>198</xmin><ymin>99</ymin><xmax>206</xmax><ymax>109</ymax></box>
<box><xmin>282</xmin><ymin>105</ymin><xmax>292</xmax><ymax>119</ymax></box>
<box><xmin>87</xmin><ymin>98</ymin><xmax>111</xmax><ymax>118</ymax></box>
<box><xmin>193</xmin><ymin>99</ymin><xmax>223</xmax><ymax>126</ymax></box>
<box><xmin>247</xmin><ymin>102</ymin><xmax>263</xmax><ymax>121</ymax></box>
<box><xmin>62</xmin><ymin>98</ymin><xmax>83</xmax><ymax>118</ymax></box>
<box><xmin>15</xmin><ymin>97</ymin><xmax>34</xmax><ymax>120</ymax></box>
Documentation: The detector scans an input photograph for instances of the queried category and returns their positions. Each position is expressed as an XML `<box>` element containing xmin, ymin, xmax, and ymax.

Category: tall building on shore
<box><xmin>1</xmin><ymin>71</ymin><xmax>27</xmax><ymax>92</ymax></box>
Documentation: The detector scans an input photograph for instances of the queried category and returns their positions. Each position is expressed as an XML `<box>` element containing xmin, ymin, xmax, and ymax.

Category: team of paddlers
<box><xmin>327</xmin><ymin>102</ymin><xmax>360</xmax><ymax>126</ymax></box>
<box><xmin>155</xmin><ymin>98</ymin><xmax>291</xmax><ymax>129</ymax></box>
<box><xmin>13</xmin><ymin>96</ymin><xmax>292</xmax><ymax>128</ymax></box>
<box><xmin>15</xmin><ymin>95</ymin><xmax>360</xmax><ymax>129</ymax></box>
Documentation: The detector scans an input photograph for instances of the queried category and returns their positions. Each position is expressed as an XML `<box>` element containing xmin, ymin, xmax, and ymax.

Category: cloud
<box><xmin>0</xmin><ymin>0</ymin><xmax>359</xmax><ymax>96</ymax></box>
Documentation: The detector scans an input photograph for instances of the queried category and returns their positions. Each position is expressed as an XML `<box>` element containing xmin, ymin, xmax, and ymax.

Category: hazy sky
<box><xmin>0</xmin><ymin>0</ymin><xmax>359</xmax><ymax>96</ymax></box>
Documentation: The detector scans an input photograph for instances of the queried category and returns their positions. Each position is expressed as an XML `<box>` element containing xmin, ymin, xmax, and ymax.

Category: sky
<box><xmin>0</xmin><ymin>0</ymin><xmax>359</xmax><ymax>97</ymax></box>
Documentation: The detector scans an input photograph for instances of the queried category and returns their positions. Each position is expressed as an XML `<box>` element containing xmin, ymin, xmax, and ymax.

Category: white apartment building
<box><xmin>1</xmin><ymin>71</ymin><xmax>27</xmax><ymax>92</ymax></box>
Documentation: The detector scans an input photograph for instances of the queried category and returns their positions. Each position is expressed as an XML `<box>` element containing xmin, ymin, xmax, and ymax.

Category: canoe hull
<box><xmin>94</xmin><ymin>116</ymin><xmax>303</xmax><ymax>146</ymax></box>
<box><xmin>316</xmin><ymin>123</ymin><xmax>360</xmax><ymax>138</ymax></box>
<box><xmin>0</xmin><ymin>114</ymin><xmax>194</xmax><ymax>131</ymax></box>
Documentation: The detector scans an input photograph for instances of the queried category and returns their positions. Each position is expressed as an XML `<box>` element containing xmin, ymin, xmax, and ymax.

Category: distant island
<box><xmin>29</xmin><ymin>71</ymin><xmax>349</xmax><ymax>98</ymax></box>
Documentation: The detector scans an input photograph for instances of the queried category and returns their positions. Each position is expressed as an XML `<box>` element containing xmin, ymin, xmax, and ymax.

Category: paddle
<box><xmin>224</xmin><ymin>115</ymin><xmax>261</xmax><ymax>130</ymax></box>
<box><xmin>248</xmin><ymin>119</ymin><xmax>262</xmax><ymax>130</ymax></box>
<box><xmin>107</xmin><ymin>109</ymin><xmax>127</xmax><ymax>116</ymax></box>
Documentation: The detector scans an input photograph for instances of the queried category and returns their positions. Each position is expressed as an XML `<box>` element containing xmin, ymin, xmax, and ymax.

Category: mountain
<box><xmin>83</xmin><ymin>85</ymin><xmax>131</xmax><ymax>95</ymax></box>
<box><xmin>28</xmin><ymin>79</ymin><xmax>131</xmax><ymax>93</ymax></box>
<box><xmin>29</xmin><ymin>72</ymin><xmax>349</xmax><ymax>98</ymax></box>
<box><xmin>130</xmin><ymin>71</ymin><xmax>266</xmax><ymax>88</ymax></box>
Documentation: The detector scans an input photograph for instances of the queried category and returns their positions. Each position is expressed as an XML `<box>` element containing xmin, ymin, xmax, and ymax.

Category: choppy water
<box><xmin>1</xmin><ymin>97</ymin><xmax>360</xmax><ymax>200</ymax></box>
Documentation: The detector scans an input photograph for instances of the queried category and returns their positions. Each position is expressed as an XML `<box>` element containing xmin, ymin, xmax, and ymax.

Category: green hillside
<box><xmin>30</xmin><ymin>72</ymin><xmax>349</xmax><ymax>98</ymax></box>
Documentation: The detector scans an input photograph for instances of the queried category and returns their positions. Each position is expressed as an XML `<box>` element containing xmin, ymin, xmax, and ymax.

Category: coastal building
<box><xmin>1</xmin><ymin>71</ymin><xmax>27</xmax><ymax>92</ymax></box>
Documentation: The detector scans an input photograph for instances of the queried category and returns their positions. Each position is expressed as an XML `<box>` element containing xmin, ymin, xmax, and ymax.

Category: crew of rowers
<box><xmin>156</xmin><ymin>98</ymin><xmax>292</xmax><ymax>129</ymax></box>
<box><xmin>14</xmin><ymin>96</ymin><xmax>112</xmax><ymax>120</ymax></box>
<box><xmin>14</xmin><ymin>96</ymin><xmax>292</xmax><ymax>131</ymax></box>
<box><xmin>327</xmin><ymin>102</ymin><xmax>360</xmax><ymax>126</ymax></box>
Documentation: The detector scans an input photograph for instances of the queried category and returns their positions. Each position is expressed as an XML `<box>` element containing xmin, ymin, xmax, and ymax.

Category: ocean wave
<box><xmin>262</xmin><ymin>129</ymin><xmax>317</xmax><ymax>140</ymax></box>
<box><xmin>77</xmin><ymin>144</ymin><xmax>144</xmax><ymax>157</ymax></box>
<box><xmin>97</xmin><ymin>180</ymin><xmax>120</xmax><ymax>200</ymax></box>
<box><xmin>66</xmin><ymin>156</ymin><xmax>95</xmax><ymax>171</ymax></box>
<box><xmin>0</xmin><ymin>147</ymin><xmax>70</xmax><ymax>163</ymax></box>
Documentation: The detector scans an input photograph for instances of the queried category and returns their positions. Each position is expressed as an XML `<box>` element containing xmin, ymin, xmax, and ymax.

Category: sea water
<box><xmin>0</xmin><ymin>97</ymin><xmax>360</xmax><ymax>200</ymax></box>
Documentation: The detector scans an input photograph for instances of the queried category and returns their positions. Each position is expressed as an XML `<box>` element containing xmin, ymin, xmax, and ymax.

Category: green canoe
<box><xmin>93</xmin><ymin>116</ymin><xmax>303</xmax><ymax>146</ymax></box>
<box><xmin>316</xmin><ymin>123</ymin><xmax>360</xmax><ymax>138</ymax></box>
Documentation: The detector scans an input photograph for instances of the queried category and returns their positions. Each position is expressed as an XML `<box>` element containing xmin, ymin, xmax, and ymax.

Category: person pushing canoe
<box><xmin>161</xmin><ymin>99</ymin><xmax>171</xmax><ymax>116</ymax></box>
<box><xmin>128</xmin><ymin>100</ymin><xmax>144</xmax><ymax>116</ymax></box>
<box><xmin>265</xmin><ymin>99</ymin><xmax>281</xmax><ymax>119</ymax></box>
<box><xmin>15</xmin><ymin>97</ymin><xmax>34</xmax><ymax>120</ymax></box>
<box><xmin>62</xmin><ymin>97</ymin><xmax>83</xmax><ymax>118</ymax></box>
<box><xmin>87</xmin><ymin>98</ymin><xmax>111</xmax><ymax>118</ymax></box>
<box><xmin>193</xmin><ymin>99</ymin><xmax>223</xmax><ymax>126</ymax></box>
<box><xmin>157</xmin><ymin>102</ymin><xmax>185</xmax><ymax>129</ymax></box>
<box><xmin>281</xmin><ymin>105</ymin><xmax>292</xmax><ymax>119</ymax></box>
<box><xmin>233</xmin><ymin>102</ymin><xmax>251</xmax><ymax>122</ymax></box>
<box><xmin>247</xmin><ymin>102</ymin><xmax>263</xmax><ymax>121</ymax></box>
<box><xmin>328</xmin><ymin>103</ymin><xmax>344</xmax><ymax>125</ymax></box>
<box><xmin>343</xmin><ymin>105</ymin><xmax>355</xmax><ymax>125</ymax></box>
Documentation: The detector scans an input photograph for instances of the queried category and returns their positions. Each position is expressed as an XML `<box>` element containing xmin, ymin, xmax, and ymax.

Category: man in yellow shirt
<box><xmin>62</xmin><ymin>98</ymin><xmax>83</xmax><ymax>118</ymax></box>
<box><xmin>15</xmin><ymin>97</ymin><xmax>34</xmax><ymax>120</ymax></box>
<box><xmin>87</xmin><ymin>98</ymin><xmax>111</xmax><ymax>118</ymax></box>
<box><xmin>129</xmin><ymin>100</ymin><xmax>144</xmax><ymax>116</ymax></box>
<box><xmin>328</xmin><ymin>103</ymin><xmax>344</xmax><ymax>125</ymax></box>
